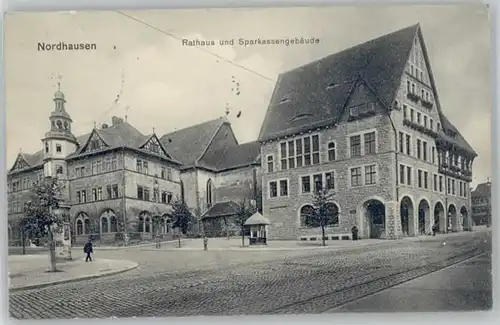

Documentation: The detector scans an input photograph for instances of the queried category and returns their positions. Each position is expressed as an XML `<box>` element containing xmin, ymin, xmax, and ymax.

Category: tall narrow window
<box><xmin>325</xmin><ymin>172</ymin><xmax>335</xmax><ymax>190</ymax></box>
<box><xmin>364</xmin><ymin>132</ymin><xmax>376</xmax><ymax>155</ymax></box>
<box><xmin>328</xmin><ymin>142</ymin><xmax>336</xmax><ymax>161</ymax></box>
<box><xmin>312</xmin><ymin>135</ymin><xmax>320</xmax><ymax>164</ymax></box>
<box><xmin>206</xmin><ymin>179</ymin><xmax>213</xmax><ymax>207</ymax></box>
<box><xmin>267</xmin><ymin>155</ymin><xmax>274</xmax><ymax>173</ymax></box>
<box><xmin>295</xmin><ymin>139</ymin><xmax>303</xmax><ymax>167</ymax></box>
<box><xmin>365</xmin><ymin>165</ymin><xmax>377</xmax><ymax>185</ymax></box>
<box><xmin>350</xmin><ymin>167</ymin><xmax>362</xmax><ymax>187</ymax></box>
<box><xmin>280</xmin><ymin>142</ymin><xmax>287</xmax><ymax>170</ymax></box>
<box><xmin>301</xmin><ymin>176</ymin><xmax>311</xmax><ymax>193</ymax></box>
<box><xmin>405</xmin><ymin>134</ymin><xmax>411</xmax><ymax>155</ymax></box>
<box><xmin>313</xmin><ymin>174</ymin><xmax>323</xmax><ymax>192</ymax></box>
<box><xmin>423</xmin><ymin>141</ymin><xmax>428</xmax><ymax>161</ymax></box>
<box><xmin>269</xmin><ymin>181</ymin><xmax>278</xmax><ymax>198</ymax></box>
<box><xmin>417</xmin><ymin>140</ymin><xmax>422</xmax><ymax>159</ymax></box>
<box><xmin>350</xmin><ymin>135</ymin><xmax>361</xmax><ymax>157</ymax></box>
<box><xmin>280</xmin><ymin>180</ymin><xmax>288</xmax><ymax>196</ymax></box>
<box><xmin>398</xmin><ymin>132</ymin><xmax>404</xmax><ymax>153</ymax></box>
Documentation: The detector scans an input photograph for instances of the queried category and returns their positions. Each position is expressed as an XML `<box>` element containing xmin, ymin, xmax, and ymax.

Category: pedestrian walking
<box><xmin>432</xmin><ymin>222</ymin><xmax>439</xmax><ymax>236</ymax></box>
<box><xmin>84</xmin><ymin>240</ymin><xmax>93</xmax><ymax>262</ymax></box>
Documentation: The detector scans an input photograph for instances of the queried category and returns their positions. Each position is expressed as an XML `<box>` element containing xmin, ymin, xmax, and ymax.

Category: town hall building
<box><xmin>7</xmin><ymin>89</ymin><xmax>261</xmax><ymax>246</ymax></box>
<box><xmin>258</xmin><ymin>24</ymin><xmax>476</xmax><ymax>240</ymax></box>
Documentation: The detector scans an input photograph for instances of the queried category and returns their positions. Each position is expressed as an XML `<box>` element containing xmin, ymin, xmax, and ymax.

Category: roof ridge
<box><xmin>160</xmin><ymin>116</ymin><xmax>227</xmax><ymax>138</ymax></box>
<box><xmin>280</xmin><ymin>23</ymin><xmax>419</xmax><ymax>76</ymax></box>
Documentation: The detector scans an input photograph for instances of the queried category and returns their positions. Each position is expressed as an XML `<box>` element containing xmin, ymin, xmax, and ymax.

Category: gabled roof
<box><xmin>258</xmin><ymin>24</ymin><xmax>418</xmax><ymax>142</ymax></box>
<box><xmin>159</xmin><ymin>117</ymin><xmax>228</xmax><ymax>168</ymax></box>
<box><xmin>198</xmin><ymin>141</ymin><xmax>261</xmax><ymax>171</ymax></box>
<box><xmin>201</xmin><ymin>201</ymin><xmax>240</xmax><ymax>219</ymax></box>
<box><xmin>437</xmin><ymin>114</ymin><xmax>477</xmax><ymax>157</ymax></box>
<box><xmin>244</xmin><ymin>212</ymin><xmax>270</xmax><ymax>226</ymax></box>
<box><xmin>472</xmin><ymin>182</ymin><xmax>491</xmax><ymax>198</ymax></box>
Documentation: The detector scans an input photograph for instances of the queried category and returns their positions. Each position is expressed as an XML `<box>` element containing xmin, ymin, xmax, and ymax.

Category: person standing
<box><xmin>84</xmin><ymin>240</ymin><xmax>93</xmax><ymax>262</ymax></box>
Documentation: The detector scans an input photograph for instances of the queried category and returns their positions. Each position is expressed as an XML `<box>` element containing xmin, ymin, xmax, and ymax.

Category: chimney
<box><xmin>111</xmin><ymin>116</ymin><xmax>124</xmax><ymax>125</ymax></box>
<box><xmin>102</xmin><ymin>123</ymin><xmax>109</xmax><ymax>129</ymax></box>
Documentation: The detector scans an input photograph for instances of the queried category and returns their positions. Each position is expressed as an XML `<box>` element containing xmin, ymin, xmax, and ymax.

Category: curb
<box><xmin>139</xmin><ymin>231</ymin><xmax>489</xmax><ymax>252</ymax></box>
<box><xmin>9</xmin><ymin>262</ymin><xmax>139</xmax><ymax>292</ymax></box>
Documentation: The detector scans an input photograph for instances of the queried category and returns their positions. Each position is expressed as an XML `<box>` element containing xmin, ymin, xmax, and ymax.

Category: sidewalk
<box><xmin>8</xmin><ymin>255</ymin><xmax>138</xmax><ymax>292</ymax></box>
<box><xmin>140</xmin><ymin>230</ymin><xmax>481</xmax><ymax>252</ymax></box>
<box><xmin>329</xmin><ymin>252</ymin><xmax>492</xmax><ymax>312</ymax></box>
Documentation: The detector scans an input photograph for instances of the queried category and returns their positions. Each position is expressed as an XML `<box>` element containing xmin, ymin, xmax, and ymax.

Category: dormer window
<box><xmin>278</xmin><ymin>97</ymin><xmax>290</xmax><ymax>104</ymax></box>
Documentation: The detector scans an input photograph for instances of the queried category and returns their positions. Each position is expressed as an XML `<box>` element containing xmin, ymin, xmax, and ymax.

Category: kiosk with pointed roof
<box><xmin>244</xmin><ymin>212</ymin><xmax>271</xmax><ymax>245</ymax></box>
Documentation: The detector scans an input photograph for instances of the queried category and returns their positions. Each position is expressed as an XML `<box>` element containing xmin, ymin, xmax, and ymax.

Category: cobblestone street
<box><xmin>9</xmin><ymin>231</ymin><xmax>491</xmax><ymax>319</ymax></box>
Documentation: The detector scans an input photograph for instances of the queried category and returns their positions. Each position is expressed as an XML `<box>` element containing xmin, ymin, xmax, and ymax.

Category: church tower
<box><xmin>41</xmin><ymin>84</ymin><xmax>78</xmax><ymax>202</ymax></box>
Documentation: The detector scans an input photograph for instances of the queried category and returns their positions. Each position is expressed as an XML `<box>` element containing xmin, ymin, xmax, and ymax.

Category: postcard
<box><xmin>4</xmin><ymin>4</ymin><xmax>492</xmax><ymax>319</ymax></box>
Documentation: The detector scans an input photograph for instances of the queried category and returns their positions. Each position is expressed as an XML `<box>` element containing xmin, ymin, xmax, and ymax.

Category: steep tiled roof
<box><xmin>201</xmin><ymin>201</ymin><xmax>240</xmax><ymax>219</ymax></box>
<box><xmin>472</xmin><ymin>182</ymin><xmax>491</xmax><ymax>198</ymax></box>
<box><xmin>21</xmin><ymin>151</ymin><xmax>44</xmax><ymax>168</ymax></box>
<box><xmin>438</xmin><ymin>114</ymin><xmax>477</xmax><ymax>157</ymax></box>
<box><xmin>258</xmin><ymin>24</ymin><xmax>418</xmax><ymax>142</ymax></box>
<box><xmin>159</xmin><ymin>117</ymin><xmax>228</xmax><ymax>168</ymax></box>
<box><xmin>198</xmin><ymin>141</ymin><xmax>261</xmax><ymax>171</ymax></box>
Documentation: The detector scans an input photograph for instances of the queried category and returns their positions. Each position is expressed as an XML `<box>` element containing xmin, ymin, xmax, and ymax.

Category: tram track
<box><xmin>263</xmin><ymin>247</ymin><xmax>487</xmax><ymax>314</ymax></box>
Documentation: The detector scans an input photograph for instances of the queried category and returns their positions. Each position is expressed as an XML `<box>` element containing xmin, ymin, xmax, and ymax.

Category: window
<box><xmin>107</xmin><ymin>185</ymin><xmax>112</xmax><ymax>199</ymax></box>
<box><xmin>56</xmin><ymin>165</ymin><xmax>63</xmax><ymax>175</ymax></box>
<box><xmin>313</xmin><ymin>174</ymin><xmax>323</xmax><ymax>192</ymax></box>
<box><xmin>405</xmin><ymin>134</ymin><xmax>411</xmax><ymax>155</ymax></box>
<box><xmin>111</xmin><ymin>157</ymin><xmax>118</xmax><ymax>170</ymax></box>
<box><xmin>137</xmin><ymin>186</ymin><xmax>144</xmax><ymax>200</ymax></box>
<box><xmin>295</xmin><ymin>138</ymin><xmax>303</xmax><ymax>168</ymax></box>
<box><xmin>452</xmin><ymin>180</ymin><xmax>456</xmax><ymax>195</ymax></box>
<box><xmin>81</xmin><ymin>190</ymin><xmax>87</xmax><ymax>203</ymax></box>
<box><xmin>434</xmin><ymin>175</ymin><xmax>438</xmax><ymax>191</ymax></box>
<box><xmin>161</xmin><ymin>191</ymin><xmax>167</xmax><ymax>203</ymax></box>
<box><xmin>167</xmin><ymin>192</ymin><xmax>173</xmax><ymax>203</ymax></box>
<box><xmin>301</xmin><ymin>176</ymin><xmax>311</xmax><ymax>193</ymax></box>
<box><xmin>437</xmin><ymin>122</ymin><xmax>441</xmax><ymax>130</ymax></box>
<box><xmin>350</xmin><ymin>135</ymin><xmax>361</xmax><ymax>157</ymax></box>
<box><xmin>423</xmin><ymin>141</ymin><xmax>427</xmax><ymax>161</ymax></box>
<box><xmin>287</xmin><ymin>140</ymin><xmax>296</xmax><ymax>169</ymax></box>
<box><xmin>92</xmin><ymin>188</ymin><xmax>97</xmax><ymax>201</ymax></box>
<box><xmin>267</xmin><ymin>155</ymin><xmax>274</xmax><ymax>173</ymax></box>
<box><xmin>280</xmin><ymin>180</ymin><xmax>289</xmax><ymax>196</ymax></box>
<box><xmin>98</xmin><ymin>187</ymin><xmax>103</xmax><ymax>200</ymax></box>
<box><xmin>460</xmin><ymin>181</ymin><xmax>463</xmax><ymax>197</ymax></box>
<box><xmin>439</xmin><ymin>176</ymin><xmax>443</xmax><ymax>192</ymax></box>
<box><xmin>45</xmin><ymin>142</ymin><xmax>49</xmax><ymax>153</ymax></box>
<box><xmin>161</xmin><ymin>167</ymin><xmax>166</xmax><ymax>179</ymax></box>
<box><xmin>398</xmin><ymin>132</ymin><xmax>404</xmax><ymax>153</ymax></box>
<box><xmin>144</xmin><ymin>188</ymin><xmax>150</xmax><ymax>201</ymax></box>
<box><xmin>364</xmin><ymin>132</ymin><xmax>376</xmax><ymax>155</ymax></box>
<box><xmin>403</xmin><ymin>105</ymin><xmax>408</xmax><ymax>119</ymax></box>
<box><xmin>281</xmin><ymin>135</ymin><xmax>319</xmax><ymax>169</ymax></box>
<box><xmin>430</xmin><ymin>119</ymin><xmax>434</xmax><ymax>130</ymax></box>
<box><xmin>92</xmin><ymin>162</ymin><xmax>97</xmax><ymax>174</ymax></box>
<box><xmin>432</xmin><ymin>147</ymin><xmax>436</xmax><ymax>164</ymax></box>
<box><xmin>75</xmin><ymin>166</ymin><xmax>84</xmax><ymax>178</ymax></box>
<box><xmin>424</xmin><ymin>171</ymin><xmax>428</xmax><ymax>189</ymax></box>
<box><xmin>56</xmin><ymin>144</ymin><xmax>62</xmax><ymax>153</ymax></box>
<box><xmin>417</xmin><ymin>140</ymin><xmax>421</xmax><ymax>159</ymax></box>
<box><xmin>365</xmin><ymin>165</ymin><xmax>377</xmax><ymax>185</ymax></box>
<box><xmin>424</xmin><ymin>116</ymin><xmax>428</xmax><ymax>128</ymax></box>
<box><xmin>410</xmin><ymin>109</ymin><xmax>415</xmax><ymax>122</ymax></box>
<box><xmin>269</xmin><ymin>181</ymin><xmax>278</xmax><ymax>198</ymax></box>
<box><xmin>136</xmin><ymin>160</ymin><xmax>143</xmax><ymax>173</ymax></box>
<box><xmin>325</xmin><ymin>172</ymin><xmax>335</xmax><ymax>190</ymax></box>
<box><xmin>418</xmin><ymin>170</ymin><xmax>423</xmax><ymax>188</ymax></box>
<box><xmin>96</xmin><ymin>161</ymin><xmax>102</xmax><ymax>173</ymax></box>
<box><xmin>399</xmin><ymin>164</ymin><xmax>405</xmax><ymax>184</ymax></box>
<box><xmin>112</xmin><ymin>185</ymin><xmax>119</xmax><ymax>198</ymax></box>
<box><xmin>447</xmin><ymin>179</ymin><xmax>451</xmax><ymax>194</ymax></box>
<box><xmin>143</xmin><ymin>162</ymin><xmax>149</xmax><ymax>175</ymax></box>
<box><xmin>417</xmin><ymin>112</ymin><xmax>421</xmax><ymax>124</ymax></box>
<box><xmin>328</xmin><ymin>142</ymin><xmax>336</xmax><ymax>161</ymax></box>
<box><xmin>350</xmin><ymin>167</ymin><xmax>362</xmax><ymax>187</ymax></box>
<box><xmin>167</xmin><ymin>168</ymin><xmax>172</xmax><ymax>181</ymax></box>
<box><xmin>76</xmin><ymin>191</ymin><xmax>81</xmax><ymax>203</ymax></box>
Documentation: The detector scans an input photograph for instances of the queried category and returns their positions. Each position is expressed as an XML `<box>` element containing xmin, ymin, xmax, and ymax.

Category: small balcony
<box><xmin>421</xmin><ymin>99</ymin><xmax>434</xmax><ymax>109</ymax></box>
<box><xmin>406</xmin><ymin>92</ymin><xmax>420</xmax><ymax>103</ymax></box>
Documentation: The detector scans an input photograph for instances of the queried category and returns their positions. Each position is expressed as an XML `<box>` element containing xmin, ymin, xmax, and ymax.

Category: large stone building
<box><xmin>471</xmin><ymin>181</ymin><xmax>491</xmax><ymax>226</ymax></box>
<box><xmin>7</xmin><ymin>88</ymin><xmax>261</xmax><ymax>246</ymax></box>
<box><xmin>258</xmin><ymin>24</ymin><xmax>477</xmax><ymax>240</ymax></box>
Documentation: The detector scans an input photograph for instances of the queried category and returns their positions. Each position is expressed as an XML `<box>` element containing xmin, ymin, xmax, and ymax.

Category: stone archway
<box><xmin>418</xmin><ymin>199</ymin><xmax>430</xmax><ymax>235</ymax></box>
<box><xmin>448</xmin><ymin>204</ymin><xmax>458</xmax><ymax>232</ymax></box>
<box><xmin>460</xmin><ymin>206</ymin><xmax>470</xmax><ymax>231</ymax></box>
<box><xmin>362</xmin><ymin>199</ymin><xmax>386</xmax><ymax>239</ymax></box>
<box><xmin>434</xmin><ymin>202</ymin><xmax>445</xmax><ymax>233</ymax></box>
<box><xmin>400</xmin><ymin>196</ymin><xmax>414</xmax><ymax>237</ymax></box>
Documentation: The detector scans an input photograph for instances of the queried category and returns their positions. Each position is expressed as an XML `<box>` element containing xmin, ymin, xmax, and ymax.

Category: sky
<box><xmin>3</xmin><ymin>4</ymin><xmax>491</xmax><ymax>188</ymax></box>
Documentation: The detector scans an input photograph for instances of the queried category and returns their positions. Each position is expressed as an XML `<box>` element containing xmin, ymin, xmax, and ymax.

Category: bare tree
<box><xmin>235</xmin><ymin>199</ymin><xmax>256</xmax><ymax>247</ymax></box>
<box><xmin>309</xmin><ymin>187</ymin><xmax>337</xmax><ymax>246</ymax></box>
<box><xmin>23</xmin><ymin>176</ymin><xmax>66</xmax><ymax>272</ymax></box>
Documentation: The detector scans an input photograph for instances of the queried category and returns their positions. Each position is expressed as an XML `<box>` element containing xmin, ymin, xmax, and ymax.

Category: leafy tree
<box><xmin>235</xmin><ymin>199</ymin><xmax>256</xmax><ymax>247</ymax></box>
<box><xmin>23</xmin><ymin>176</ymin><xmax>66</xmax><ymax>272</ymax></box>
<box><xmin>309</xmin><ymin>186</ymin><xmax>338</xmax><ymax>246</ymax></box>
<box><xmin>171</xmin><ymin>198</ymin><xmax>194</xmax><ymax>248</ymax></box>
